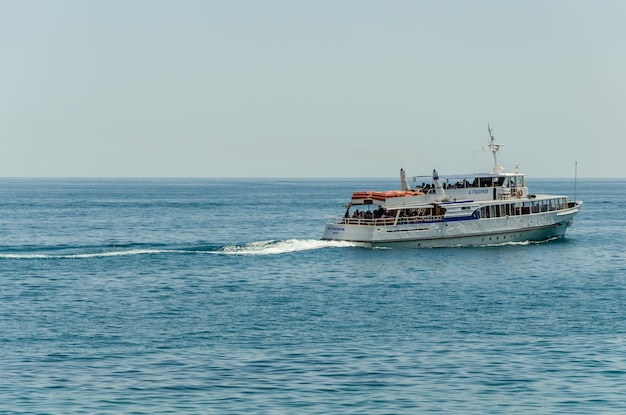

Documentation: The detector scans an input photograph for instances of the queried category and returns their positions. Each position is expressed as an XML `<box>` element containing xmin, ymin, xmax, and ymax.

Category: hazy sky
<box><xmin>2</xmin><ymin>1</ymin><xmax>624</xmax><ymax>178</ymax></box>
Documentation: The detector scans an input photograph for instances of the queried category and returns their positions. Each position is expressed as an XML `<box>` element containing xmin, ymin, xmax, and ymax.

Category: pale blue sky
<box><xmin>1</xmin><ymin>0</ymin><xmax>624</xmax><ymax>177</ymax></box>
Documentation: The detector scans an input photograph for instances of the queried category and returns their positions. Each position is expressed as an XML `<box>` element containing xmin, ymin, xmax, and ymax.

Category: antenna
<box><xmin>574</xmin><ymin>161</ymin><xmax>578</xmax><ymax>202</ymax></box>
<box><xmin>487</xmin><ymin>123</ymin><xmax>504</xmax><ymax>174</ymax></box>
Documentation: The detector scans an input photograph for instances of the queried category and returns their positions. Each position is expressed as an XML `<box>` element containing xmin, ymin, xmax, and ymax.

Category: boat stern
<box><xmin>322</xmin><ymin>221</ymin><xmax>377</xmax><ymax>242</ymax></box>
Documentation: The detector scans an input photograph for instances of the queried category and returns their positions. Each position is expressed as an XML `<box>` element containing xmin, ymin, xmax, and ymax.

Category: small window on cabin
<box><xmin>531</xmin><ymin>202</ymin><xmax>539</xmax><ymax>213</ymax></box>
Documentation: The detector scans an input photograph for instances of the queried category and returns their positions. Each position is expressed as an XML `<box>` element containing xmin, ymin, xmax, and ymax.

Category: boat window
<box><xmin>505</xmin><ymin>203</ymin><xmax>512</xmax><ymax>216</ymax></box>
<box><xmin>531</xmin><ymin>201</ymin><xmax>539</xmax><ymax>213</ymax></box>
<box><xmin>481</xmin><ymin>206</ymin><xmax>490</xmax><ymax>218</ymax></box>
<box><xmin>549</xmin><ymin>199</ymin><xmax>558</xmax><ymax>211</ymax></box>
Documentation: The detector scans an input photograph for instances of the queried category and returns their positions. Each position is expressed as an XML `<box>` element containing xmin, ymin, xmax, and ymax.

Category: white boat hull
<box><xmin>322</xmin><ymin>205</ymin><xmax>580</xmax><ymax>248</ymax></box>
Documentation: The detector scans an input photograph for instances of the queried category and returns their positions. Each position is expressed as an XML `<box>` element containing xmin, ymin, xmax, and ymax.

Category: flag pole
<box><xmin>574</xmin><ymin>161</ymin><xmax>578</xmax><ymax>202</ymax></box>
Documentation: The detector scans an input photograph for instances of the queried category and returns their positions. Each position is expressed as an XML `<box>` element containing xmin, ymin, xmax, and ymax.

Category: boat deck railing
<box><xmin>336</xmin><ymin>215</ymin><xmax>445</xmax><ymax>226</ymax></box>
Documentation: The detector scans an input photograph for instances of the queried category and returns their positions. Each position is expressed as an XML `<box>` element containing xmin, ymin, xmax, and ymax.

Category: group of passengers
<box><xmin>347</xmin><ymin>207</ymin><xmax>391</xmax><ymax>220</ymax></box>
<box><xmin>416</xmin><ymin>177</ymin><xmax>506</xmax><ymax>191</ymax></box>
<box><xmin>348</xmin><ymin>207</ymin><xmax>432</xmax><ymax>221</ymax></box>
<box><xmin>417</xmin><ymin>181</ymin><xmax>469</xmax><ymax>192</ymax></box>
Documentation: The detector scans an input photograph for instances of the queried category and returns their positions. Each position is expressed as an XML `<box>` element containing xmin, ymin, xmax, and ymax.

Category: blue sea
<box><xmin>1</xmin><ymin>178</ymin><xmax>625</xmax><ymax>414</ymax></box>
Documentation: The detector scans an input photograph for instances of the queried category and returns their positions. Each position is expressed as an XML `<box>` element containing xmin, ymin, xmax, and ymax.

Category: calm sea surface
<box><xmin>1</xmin><ymin>178</ymin><xmax>625</xmax><ymax>414</ymax></box>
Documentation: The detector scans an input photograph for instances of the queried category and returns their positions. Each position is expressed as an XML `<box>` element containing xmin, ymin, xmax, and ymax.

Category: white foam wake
<box><xmin>0</xmin><ymin>240</ymin><xmax>363</xmax><ymax>259</ymax></box>
<box><xmin>218</xmin><ymin>239</ymin><xmax>364</xmax><ymax>256</ymax></box>
<box><xmin>0</xmin><ymin>249</ymin><xmax>172</xmax><ymax>260</ymax></box>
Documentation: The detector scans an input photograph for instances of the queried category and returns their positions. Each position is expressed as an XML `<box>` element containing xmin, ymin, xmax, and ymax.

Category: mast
<box><xmin>432</xmin><ymin>169</ymin><xmax>449</xmax><ymax>201</ymax></box>
<box><xmin>400</xmin><ymin>168</ymin><xmax>410</xmax><ymax>191</ymax></box>
<box><xmin>488</xmin><ymin>123</ymin><xmax>504</xmax><ymax>174</ymax></box>
<box><xmin>574</xmin><ymin>161</ymin><xmax>578</xmax><ymax>202</ymax></box>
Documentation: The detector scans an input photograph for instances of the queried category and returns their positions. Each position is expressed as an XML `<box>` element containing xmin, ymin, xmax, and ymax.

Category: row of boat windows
<box><xmin>479</xmin><ymin>198</ymin><xmax>567</xmax><ymax>219</ymax></box>
<box><xmin>344</xmin><ymin>197</ymin><xmax>567</xmax><ymax>223</ymax></box>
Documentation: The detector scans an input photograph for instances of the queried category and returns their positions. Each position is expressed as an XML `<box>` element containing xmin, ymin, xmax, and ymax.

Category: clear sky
<box><xmin>2</xmin><ymin>0</ymin><xmax>624</xmax><ymax>178</ymax></box>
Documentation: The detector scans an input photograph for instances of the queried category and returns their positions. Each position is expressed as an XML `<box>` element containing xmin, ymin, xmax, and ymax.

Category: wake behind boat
<box><xmin>322</xmin><ymin>126</ymin><xmax>582</xmax><ymax>248</ymax></box>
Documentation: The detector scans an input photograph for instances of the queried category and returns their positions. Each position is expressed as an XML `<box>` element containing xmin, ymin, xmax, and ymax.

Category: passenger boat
<box><xmin>322</xmin><ymin>126</ymin><xmax>582</xmax><ymax>248</ymax></box>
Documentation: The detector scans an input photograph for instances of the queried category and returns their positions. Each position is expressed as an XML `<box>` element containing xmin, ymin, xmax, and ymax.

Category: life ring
<box><xmin>517</xmin><ymin>189</ymin><xmax>523</xmax><ymax>197</ymax></box>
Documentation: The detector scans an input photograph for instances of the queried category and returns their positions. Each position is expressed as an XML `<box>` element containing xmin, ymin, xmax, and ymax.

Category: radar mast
<box><xmin>488</xmin><ymin>123</ymin><xmax>504</xmax><ymax>174</ymax></box>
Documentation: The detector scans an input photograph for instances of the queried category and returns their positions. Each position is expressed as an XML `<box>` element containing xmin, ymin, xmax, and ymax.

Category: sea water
<box><xmin>1</xmin><ymin>178</ymin><xmax>625</xmax><ymax>414</ymax></box>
